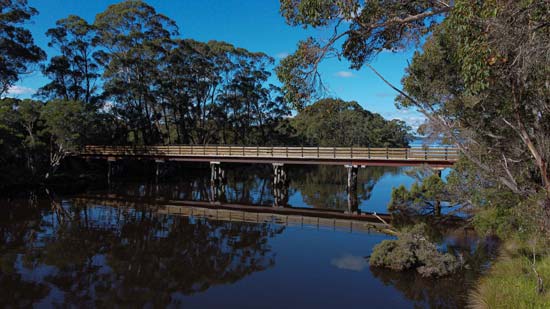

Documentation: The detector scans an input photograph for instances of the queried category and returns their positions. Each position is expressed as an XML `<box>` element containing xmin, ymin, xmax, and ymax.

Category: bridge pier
<box><xmin>107</xmin><ymin>157</ymin><xmax>117</xmax><ymax>185</ymax></box>
<box><xmin>210</xmin><ymin>162</ymin><xmax>226</xmax><ymax>202</ymax></box>
<box><xmin>272</xmin><ymin>163</ymin><xmax>289</xmax><ymax>207</ymax></box>
<box><xmin>433</xmin><ymin>167</ymin><xmax>444</xmax><ymax>216</ymax></box>
<box><xmin>345</xmin><ymin>165</ymin><xmax>359</xmax><ymax>213</ymax></box>
<box><xmin>155</xmin><ymin>159</ymin><xmax>166</xmax><ymax>183</ymax></box>
<box><xmin>210</xmin><ymin>162</ymin><xmax>226</xmax><ymax>185</ymax></box>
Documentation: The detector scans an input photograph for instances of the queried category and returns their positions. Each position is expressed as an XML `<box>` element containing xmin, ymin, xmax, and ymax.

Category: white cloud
<box><xmin>384</xmin><ymin>110</ymin><xmax>427</xmax><ymax>131</ymax></box>
<box><xmin>335</xmin><ymin>71</ymin><xmax>354</xmax><ymax>78</ymax></box>
<box><xmin>331</xmin><ymin>254</ymin><xmax>368</xmax><ymax>272</ymax></box>
<box><xmin>276</xmin><ymin>52</ymin><xmax>289</xmax><ymax>59</ymax></box>
<box><xmin>5</xmin><ymin>85</ymin><xmax>35</xmax><ymax>96</ymax></box>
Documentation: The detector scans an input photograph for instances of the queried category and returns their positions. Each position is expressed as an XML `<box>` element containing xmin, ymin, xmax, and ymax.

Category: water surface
<box><xmin>0</xmin><ymin>165</ymin><xmax>490</xmax><ymax>308</ymax></box>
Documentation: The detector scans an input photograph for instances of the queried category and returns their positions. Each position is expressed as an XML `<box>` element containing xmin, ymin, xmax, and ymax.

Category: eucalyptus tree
<box><xmin>290</xmin><ymin>98</ymin><xmax>411</xmax><ymax>147</ymax></box>
<box><xmin>216</xmin><ymin>46</ymin><xmax>286</xmax><ymax>145</ymax></box>
<box><xmin>276</xmin><ymin>0</ymin><xmax>452</xmax><ymax>110</ymax></box>
<box><xmin>94</xmin><ymin>0</ymin><xmax>178</xmax><ymax>145</ymax></box>
<box><xmin>40</xmin><ymin>99</ymin><xmax>89</xmax><ymax>178</ymax></box>
<box><xmin>163</xmin><ymin>39</ymin><xmax>290</xmax><ymax>145</ymax></box>
<box><xmin>397</xmin><ymin>1</ymin><xmax>550</xmax><ymax>227</ymax></box>
<box><xmin>0</xmin><ymin>0</ymin><xmax>45</xmax><ymax>97</ymax></box>
<box><xmin>37</xmin><ymin>15</ymin><xmax>100</xmax><ymax>105</ymax></box>
<box><xmin>276</xmin><ymin>0</ymin><xmax>550</xmax><ymax>229</ymax></box>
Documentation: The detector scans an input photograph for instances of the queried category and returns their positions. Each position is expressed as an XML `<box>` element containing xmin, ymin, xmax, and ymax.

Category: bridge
<box><xmin>78</xmin><ymin>145</ymin><xmax>459</xmax><ymax>167</ymax></box>
<box><xmin>75</xmin><ymin>145</ymin><xmax>459</xmax><ymax>206</ymax></box>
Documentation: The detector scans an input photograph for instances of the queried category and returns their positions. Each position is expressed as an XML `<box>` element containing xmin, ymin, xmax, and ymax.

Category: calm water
<box><xmin>0</xmin><ymin>164</ymin><xmax>493</xmax><ymax>308</ymax></box>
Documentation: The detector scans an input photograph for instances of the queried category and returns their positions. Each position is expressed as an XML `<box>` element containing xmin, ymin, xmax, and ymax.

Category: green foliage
<box><xmin>277</xmin><ymin>0</ymin><xmax>451</xmax><ymax>107</ymax></box>
<box><xmin>38</xmin><ymin>15</ymin><xmax>100</xmax><ymax>104</ymax></box>
<box><xmin>369</xmin><ymin>223</ymin><xmax>464</xmax><ymax>277</ymax></box>
<box><xmin>41</xmin><ymin>100</ymin><xmax>87</xmax><ymax>150</ymax></box>
<box><xmin>290</xmin><ymin>98</ymin><xmax>411</xmax><ymax>147</ymax></box>
<box><xmin>0</xmin><ymin>0</ymin><xmax>46</xmax><ymax>96</ymax></box>
<box><xmin>275</xmin><ymin>38</ymin><xmax>324</xmax><ymax>111</ymax></box>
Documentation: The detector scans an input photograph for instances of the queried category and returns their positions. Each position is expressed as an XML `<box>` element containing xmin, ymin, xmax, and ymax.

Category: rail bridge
<box><xmin>75</xmin><ymin>145</ymin><xmax>459</xmax><ymax>208</ymax></box>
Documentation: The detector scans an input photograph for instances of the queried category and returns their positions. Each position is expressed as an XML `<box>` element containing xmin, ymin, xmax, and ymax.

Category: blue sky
<box><xmin>8</xmin><ymin>0</ymin><xmax>425</xmax><ymax>130</ymax></box>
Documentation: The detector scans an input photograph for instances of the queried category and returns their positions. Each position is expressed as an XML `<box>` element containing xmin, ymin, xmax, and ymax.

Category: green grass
<box><xmin>470</xmin><ymin>242</ymin><xmax>550</xmax><ymax>308</ymax></box>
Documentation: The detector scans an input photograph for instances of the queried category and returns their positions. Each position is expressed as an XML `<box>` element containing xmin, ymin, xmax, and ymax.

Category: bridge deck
<box><xmin>78</xmin><ymin>145</ymin><xmax>459</xmax><ymax>167</ymax></box>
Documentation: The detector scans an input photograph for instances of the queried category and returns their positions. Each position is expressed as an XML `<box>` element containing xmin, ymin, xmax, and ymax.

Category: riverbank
<box><xmin>470</xmin><ymin>240</ymin><xmax>550</xmax><ymax>308</ymax></box>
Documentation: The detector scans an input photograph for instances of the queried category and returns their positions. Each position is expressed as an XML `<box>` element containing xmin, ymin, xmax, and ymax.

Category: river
<box><xmin>0</xmin><ymin>164</ymin><xmax>496</xmax><ymax>308</ymax></box>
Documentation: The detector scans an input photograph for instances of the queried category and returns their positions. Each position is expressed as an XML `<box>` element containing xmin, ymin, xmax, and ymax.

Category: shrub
<box><xmin>369</xmin><ymin>224</ymin><xmax>464</xmax><ymax>277</ymax></box>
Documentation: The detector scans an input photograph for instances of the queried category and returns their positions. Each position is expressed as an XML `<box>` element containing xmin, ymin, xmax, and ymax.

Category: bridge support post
<box><xmin>155</xmin><ymin>159</ymin><xmax>166</xmax><ymax>184</ymax></box>
<box><xmin>210</xmin><ymin>162</ymin><xmax>226</xmax><ymax>202</ymax></box>
<box><xmin>433</xmin><ymin>168</ymin><xmax>444</xmax><ymax>216</ymax></box>
<box><xmin>107</xmin><ymin>157</ymin><xmax>116</xmax><ymax>185</ymax></box>
<box><xmin>272</xmin><ymin>163</ymin><xmax>289</xmax><ymax>207</ymax></box>
<box><xmin>210</xmin><ymin>162</ymin><xmax>225</xmax><ymax>185</ymax></box>
<box><xmin>345</xmin><ymin>165</ymin><xmax>359</xmax><ymax>214</ymax></box>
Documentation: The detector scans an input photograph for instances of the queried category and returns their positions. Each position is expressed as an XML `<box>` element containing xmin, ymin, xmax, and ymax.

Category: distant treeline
<box><xmin>0</xmin><ymin>1</ymin><xmax>410</xmax><ymax>185</ymax></box>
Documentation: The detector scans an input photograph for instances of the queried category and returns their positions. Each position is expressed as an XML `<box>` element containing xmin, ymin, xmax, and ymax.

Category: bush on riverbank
<box><xmin>369</xmin><ymin>224</ymin><xmax>464</xmax><ymax>277</ymax></box>
<box><xmin>470</xmin><ymin>240</ymin><xmax>550</xmax><ymax>308</ymax></box>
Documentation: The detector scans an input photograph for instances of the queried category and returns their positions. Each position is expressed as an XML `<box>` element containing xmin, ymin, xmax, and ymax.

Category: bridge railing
<box><xmin>79</xmin><ymin>145</ymin><xmax>459</xmax><ymax>161</ymax></box>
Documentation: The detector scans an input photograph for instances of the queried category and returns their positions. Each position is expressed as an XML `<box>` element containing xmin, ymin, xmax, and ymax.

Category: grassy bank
<box><xmin>470</xmin><ymin>241</ymin><xmax>550</xmax><ymax>308</ymax></box>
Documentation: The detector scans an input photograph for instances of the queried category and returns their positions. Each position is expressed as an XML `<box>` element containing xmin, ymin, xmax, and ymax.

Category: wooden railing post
<box><xmin>350</xmin><ymin>146</ymin><xmax>353</xmax><ymax>159</ymax></box>
<box><xmin>445</xmin><ymin>147</ymin><xmax>448</xmax><ymax>160</ymax></box>
<box><xmin>286</xmin><ymin>147</ymin><xmax>288</xmax><ymax>157</ymax></box>
<box><xmin>425</xmin><ymin>147</ymin><xmax>428</xmax><ymax>160</ymax></box>
<box><xmin>317</xmin><ymin>146</ymin><xmax>320</xmax><ymax>158</ymax></box>
<box><xmin>386</xmin><ymin>147</ymin><xmax>389</xmax><ymax>159</ymax></box>
<box><xmin>405</xmin><ymin>148</ymin><xmax>408</xmax><ymax>160</ymax></box>
<box><xmin>333</xmin><ymin>147</ymin><xmax>336</xmax><ymax>158</ymax></box>
<box><xmin>216</xmin><ymin>145</ymin><xmax>219</xmax><ymax>156</ymax></box>
<box><xmin>368</xmin><ymin>147</ymin><xmax>371</xmax><ymax>159</ymax></box>
<box><xmin>301</xmin><ymin>146</ymin><xmax>304</xmax><ymax>158</ymax></box>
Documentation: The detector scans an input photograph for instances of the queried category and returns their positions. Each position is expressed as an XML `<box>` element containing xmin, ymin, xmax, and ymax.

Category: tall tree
<box><xmin>94</xmin><ymin>0</ymin><xmax>178</xmax><ymax>144</ymax></box>
<box><xmin>41</xmin><ymin>99</ymin><xmax>89</xmax><ymax>177</ymax></box>
<box><xmin>38</xmin><ymin>15</ymin><xmax>100</xmax><ymax>105</ymax></box>
<box><xmin>398</xmin><ymin>1</ymin><xmax>550</xmax><ymax>227</ymax></box>
<box><xmin>0</xmin><ymin>0</ymin><xmax>45</xmax><ymax>96</ymax></box>
<box><xmin>276</xmin><ymin>0</ymin><xmax>452</xmax><ymax>110</ymax></box>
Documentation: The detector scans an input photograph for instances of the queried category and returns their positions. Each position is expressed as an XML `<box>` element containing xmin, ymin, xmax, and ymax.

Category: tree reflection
<box><xmin>0</xmin><ymin>194</ymin><xmax>284</xmax><ymax>307</ymax></box>
<box><xmin>0</xmin><ymin>193</ymin><xmax>52</xmax><ymax>307</ymax></box>
<box><xmin>289</xmin><ymin>166</ymin><xmax>399</xmax><ymax>211</ymax></box>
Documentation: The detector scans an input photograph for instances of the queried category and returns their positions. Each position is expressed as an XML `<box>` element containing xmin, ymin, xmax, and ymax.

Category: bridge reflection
<box><xmin>71</xmin><ymin>194</ymin><xmax>391</xmax><ymax>233</ymax></box>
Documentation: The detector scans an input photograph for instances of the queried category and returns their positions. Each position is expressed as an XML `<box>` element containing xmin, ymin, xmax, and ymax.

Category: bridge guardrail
<box><xmin>78</xmin><ymin>145</ymin><xmax>460</xmax><ymax>161</ymax></box>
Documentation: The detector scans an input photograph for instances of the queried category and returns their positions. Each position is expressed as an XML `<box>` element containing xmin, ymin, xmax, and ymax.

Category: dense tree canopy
<box><xmin>0</xmin><ymin>0</ymin><xmax>412</xmax><ymax>185</ymax></box>
<box><xmin>397</xmin><ymin>1</ymin><xmax>550</xmax><ymax>228</ymax></box>
<box><xmin>290</xmin><ymin>98</ymin><xmax>411</xmax><ymax>147</ymax></box>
